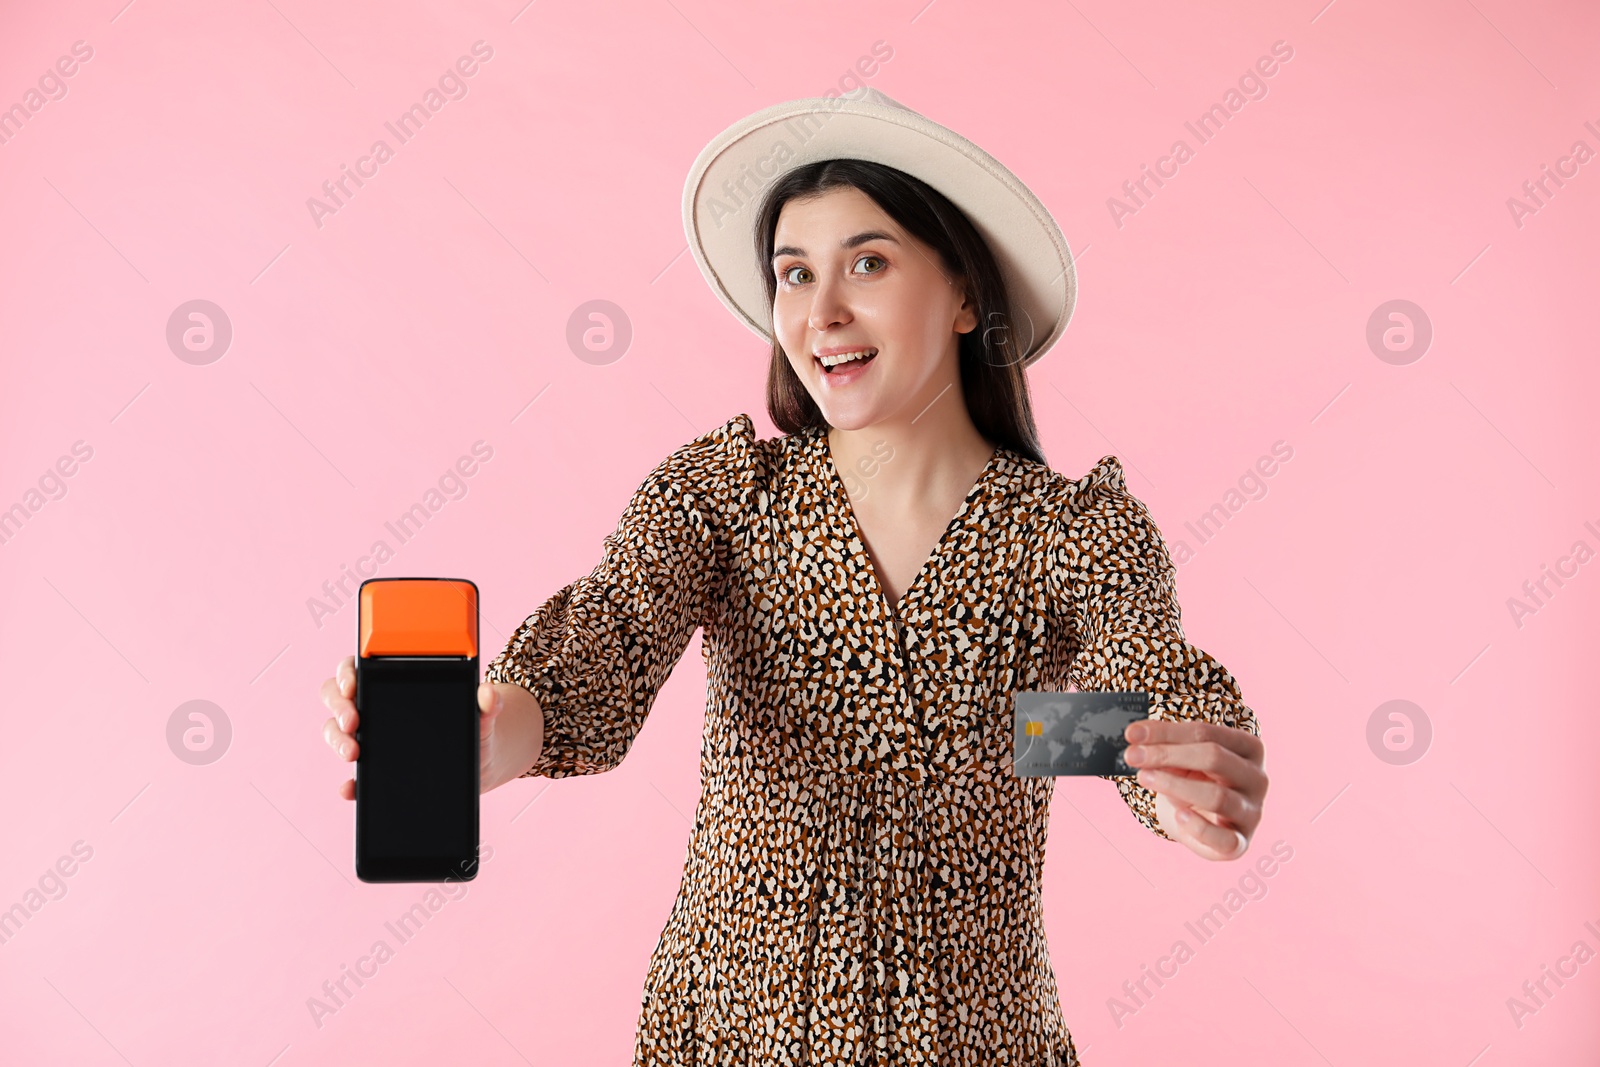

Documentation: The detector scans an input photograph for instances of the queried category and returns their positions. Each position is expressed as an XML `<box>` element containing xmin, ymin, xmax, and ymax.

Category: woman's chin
<box><xmin>803</xmin><ymin>365</ymin><xmax>900</xmax><ymax>430</ymax></box>
<box><xmin>812</xmin><ymin>398</ymin><xmax>884</xmax><ymax>432</ymax></box>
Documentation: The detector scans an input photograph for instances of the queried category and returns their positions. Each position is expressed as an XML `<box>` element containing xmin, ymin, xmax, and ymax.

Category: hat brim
<box><xmin>682</xmin><ymin>92</ymin><xmax>1076</xmax><ymax>368</ymax></box>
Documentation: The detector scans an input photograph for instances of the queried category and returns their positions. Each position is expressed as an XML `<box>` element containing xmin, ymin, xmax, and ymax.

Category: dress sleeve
<box><xmin>1047</xmin><ymin>456</ymin><xmax>1259</xmax><ymax>841</ymax></box>
<box><xmin>483</xmin><ymin>414</ymin><xmax>755</xmax><ymax>778</ymax></box>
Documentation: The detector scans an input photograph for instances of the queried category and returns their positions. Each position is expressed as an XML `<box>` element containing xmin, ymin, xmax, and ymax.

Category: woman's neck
<box><xmin>826</xmin><ymin>394</ymin><xmax>995</xmax><ymax>508</ymax></box>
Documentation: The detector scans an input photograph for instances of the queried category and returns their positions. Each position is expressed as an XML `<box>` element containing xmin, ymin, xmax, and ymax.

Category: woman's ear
<box><xmin>953</xmin><ymin>280</ymin><xmax>979</xmax><ymax>335</ymax></box>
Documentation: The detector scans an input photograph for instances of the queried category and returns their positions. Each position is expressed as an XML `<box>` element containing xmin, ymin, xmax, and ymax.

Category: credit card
<box><xmin>1012</xmin><ymin>691</ymin><xmax>1152</xmax><ymax>777</ymax></box>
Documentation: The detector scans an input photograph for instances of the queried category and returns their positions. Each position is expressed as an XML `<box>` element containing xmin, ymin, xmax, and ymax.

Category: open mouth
<box><xmin>817</xmin><ymin>347</ymin><xmax>878</xmax><ymax>374</ymax></box>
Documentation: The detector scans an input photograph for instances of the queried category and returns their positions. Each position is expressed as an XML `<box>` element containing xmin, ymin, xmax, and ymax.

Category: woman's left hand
<box><xmin>1123</xmin><ymin>718</ymin><xmax>1267</xmax><ymax>861</ymax></box>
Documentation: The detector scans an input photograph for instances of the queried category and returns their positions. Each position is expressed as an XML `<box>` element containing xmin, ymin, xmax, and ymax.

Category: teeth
<box><xmin>818</xmin><ymin>348</ymin><xmax>876</xmax><ymax>368</ymax></box>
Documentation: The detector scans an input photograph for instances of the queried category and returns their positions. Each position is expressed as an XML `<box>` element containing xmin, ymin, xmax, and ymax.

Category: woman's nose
<box><xmin>807</xmin><ymin>276</ymin><xmax>851</xmax><ymax>332</ymax></box>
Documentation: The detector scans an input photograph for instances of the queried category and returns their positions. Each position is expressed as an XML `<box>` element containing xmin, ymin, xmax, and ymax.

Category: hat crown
<box><xmin>849</xmin><ymin>86</ymin><xmax>910</xmax><ymax>112</ymax></box>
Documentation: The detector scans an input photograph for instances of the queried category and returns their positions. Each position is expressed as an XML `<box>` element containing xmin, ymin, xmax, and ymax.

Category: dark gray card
<box><xmin>1012</xmin><ymin>691</ymin><xmax>1151</xmax><ymax>776</ymax></box>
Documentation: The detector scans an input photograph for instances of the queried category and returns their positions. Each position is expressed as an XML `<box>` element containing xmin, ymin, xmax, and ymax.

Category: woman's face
<box><xmin>771</xmin><ymin>186</ymin><xmax>977</xmax><ymax>431</ymax></box>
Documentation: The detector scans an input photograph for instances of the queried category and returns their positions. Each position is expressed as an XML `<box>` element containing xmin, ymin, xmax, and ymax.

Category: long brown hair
<box><xmin>754</xmin><ymin>158</ymin><xmax>1046</xmax><ymax>465</ymax></box>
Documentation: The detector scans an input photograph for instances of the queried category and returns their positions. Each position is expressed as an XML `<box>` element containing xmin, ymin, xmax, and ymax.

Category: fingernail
<box><xmin>1125</xmin><ymin>745</ymin><xmax>1144</xmax><ymax>764</ymax></box>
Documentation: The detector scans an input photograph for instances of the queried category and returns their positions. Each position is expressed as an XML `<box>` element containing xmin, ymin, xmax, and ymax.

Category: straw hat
<box><xmin>682</xmin><ymin>87</ymin><xmax>1076</xmax><ymax>367</ymax></box>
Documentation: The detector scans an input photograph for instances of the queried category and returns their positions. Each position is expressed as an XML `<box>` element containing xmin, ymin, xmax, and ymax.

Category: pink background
<box><xmin>2</xmin><ymin>0</ymin><xmax>1596</xmax><ymax>1063</ymax></box>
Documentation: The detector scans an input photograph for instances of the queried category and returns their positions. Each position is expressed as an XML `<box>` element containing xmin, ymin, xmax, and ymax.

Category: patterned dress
<box><xmin>485</xmin><ymin>413</ymin><xmax>1258</xmax><ymax>1065</ymax></box>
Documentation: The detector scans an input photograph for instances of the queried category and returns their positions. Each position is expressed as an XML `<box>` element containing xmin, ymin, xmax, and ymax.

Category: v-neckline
<box><xmin>815</xmin><ymin>428</ymin><xmax>1003</xmax><ymax>624</ymax></box>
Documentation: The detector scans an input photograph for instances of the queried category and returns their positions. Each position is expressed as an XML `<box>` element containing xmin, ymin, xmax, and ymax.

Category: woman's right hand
<box><xmin>320</xmin><ymin>655</ymin><xmax>546</xmax><ymax>799</ymax></box>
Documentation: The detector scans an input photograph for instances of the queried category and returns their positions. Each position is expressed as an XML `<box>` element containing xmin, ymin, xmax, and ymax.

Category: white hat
<box><xmin>681</xmin><ymin>87</ymin><xmax>1077</xmax><ymax>367</ymax></box>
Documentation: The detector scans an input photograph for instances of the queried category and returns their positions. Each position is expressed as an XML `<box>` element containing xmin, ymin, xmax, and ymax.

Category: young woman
<box><xmin>321</xmin><ymin>91</ymin><xmax>1267</xmax><ymax>1065</ymax></box>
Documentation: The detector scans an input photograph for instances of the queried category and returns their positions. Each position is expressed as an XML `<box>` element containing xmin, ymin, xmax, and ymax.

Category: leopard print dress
<box><xmin>485</xmin><ymin>412</ymin><xmax>1258</xmax><ymax>1065</ymax></box>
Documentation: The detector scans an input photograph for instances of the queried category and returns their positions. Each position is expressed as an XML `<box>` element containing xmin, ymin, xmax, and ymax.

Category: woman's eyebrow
<box><xmin>771</xmin><ymin>231</ymin><xmax>901</xmax><ymax>261</ymax></box>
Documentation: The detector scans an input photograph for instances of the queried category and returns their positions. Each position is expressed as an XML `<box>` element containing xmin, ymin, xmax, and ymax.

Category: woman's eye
<box><xmin>778</xmin><ymin>256</ymin><xmax>882</xmax><ymax>287</ymax></box>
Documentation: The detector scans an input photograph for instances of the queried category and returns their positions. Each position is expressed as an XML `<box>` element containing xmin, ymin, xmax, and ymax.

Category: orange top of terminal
<box><xmin>359</xmin><ymin>578</ymin><xmax>478</xmax><ymax>657</ymax></box>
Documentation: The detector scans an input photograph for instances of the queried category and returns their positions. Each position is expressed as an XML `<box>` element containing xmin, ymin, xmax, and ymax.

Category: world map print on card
<box><xmin>1013</xmin><ymin>691</ymin><xmax>1151</xmax><ymax>776</ymax></box>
